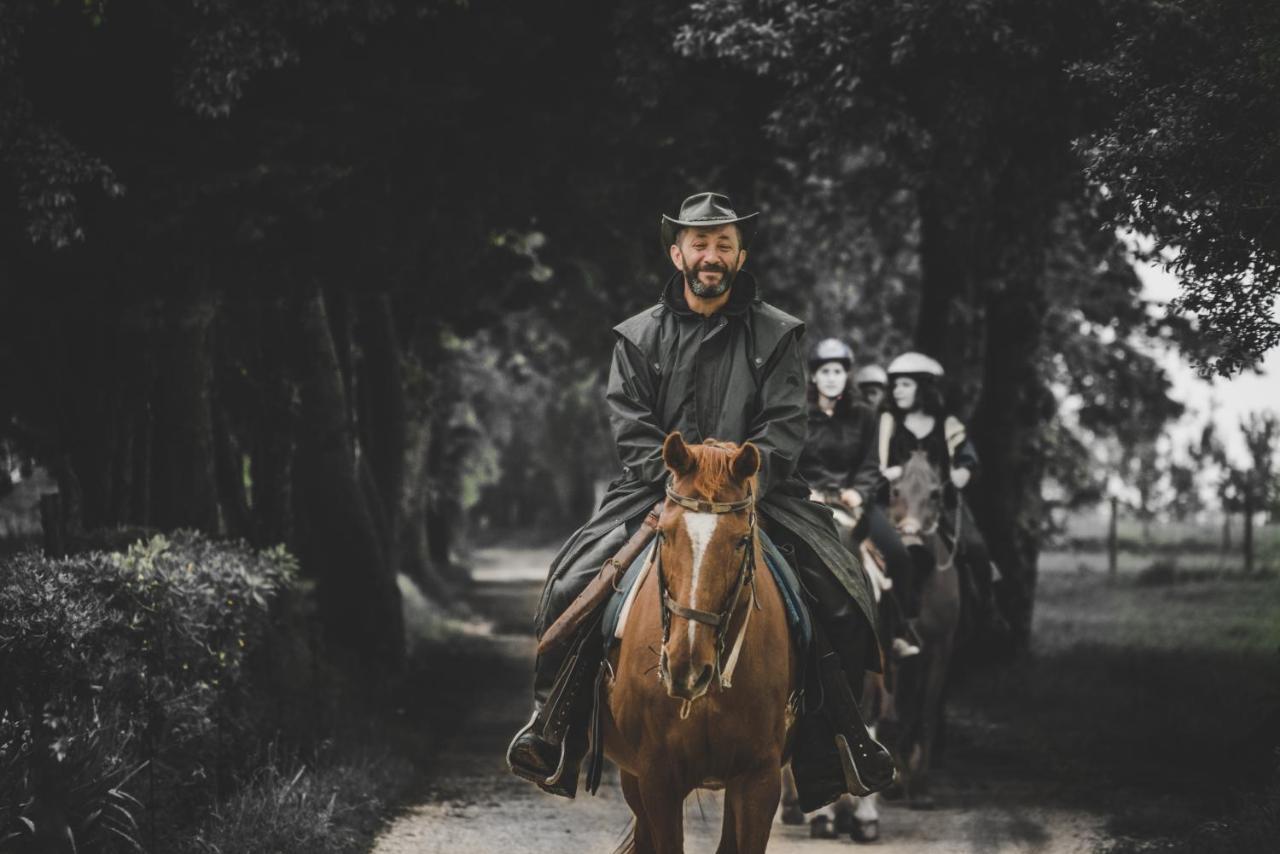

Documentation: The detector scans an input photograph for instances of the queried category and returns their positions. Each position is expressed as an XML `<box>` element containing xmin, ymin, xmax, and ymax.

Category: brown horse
<box><xmin>881</xmin><ymin>449</ymin><xmax>961</xmax><ymax>809</ymax></box>
<box><xmin>602</xmin><ymin>432</ymin><xmax>798</xmax><ymax>854</ymax></box>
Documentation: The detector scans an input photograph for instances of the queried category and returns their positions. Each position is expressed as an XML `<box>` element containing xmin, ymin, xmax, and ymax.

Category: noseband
<box><xmin>655</xmin><ymin>479</ymin><xmax>760</xmax><ymax>703</ymax></box>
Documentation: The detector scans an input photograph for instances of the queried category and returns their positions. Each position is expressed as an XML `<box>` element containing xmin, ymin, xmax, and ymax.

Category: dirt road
<box><xmin>373</xmin><ymin>546</ymin><xmax>1116</xmax><ymax>853</ymax></box>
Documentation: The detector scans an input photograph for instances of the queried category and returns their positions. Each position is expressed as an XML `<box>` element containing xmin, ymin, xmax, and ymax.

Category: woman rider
<box><xmin>797</xmin><ymin>338</ymin><xmax>921</xmax><ymax>659</ymax></box>
<box><xmin>878</xmin><ymin>352</ymin><xmax>1002</xmax><ymax>632</ymax></box>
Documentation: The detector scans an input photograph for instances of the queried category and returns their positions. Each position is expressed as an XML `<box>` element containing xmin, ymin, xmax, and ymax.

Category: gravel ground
<box><xmin>371</xmin><ymin>546</ymin><xmax>1109</xmax><ymax>853</ymax></box>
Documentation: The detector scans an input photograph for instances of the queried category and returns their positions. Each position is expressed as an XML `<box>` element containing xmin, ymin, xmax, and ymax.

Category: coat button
<box><xmin>754</xmin><ymin>357</ymin><xmax>764</xmax><ymax>366</ymax></box>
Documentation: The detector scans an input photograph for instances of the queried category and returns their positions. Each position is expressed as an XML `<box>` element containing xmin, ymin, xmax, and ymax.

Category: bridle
<box><xmin>654</xmin><ymin>478</ymin><xmax>760</xmax><ymax>711</ymax></box>
<box><xmin>893</xmin><ymin>467</ymin><xmax>962</xmax><ymax>571</ymax></box>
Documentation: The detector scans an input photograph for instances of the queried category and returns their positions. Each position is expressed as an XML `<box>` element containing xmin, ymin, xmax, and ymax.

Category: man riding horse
<box><xmin>507</xmin><ymin>192</ymin><xmax>895</xmax><ymax>803</ymax></box>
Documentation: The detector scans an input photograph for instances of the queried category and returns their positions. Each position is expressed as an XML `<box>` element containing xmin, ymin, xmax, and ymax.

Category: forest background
<box><xmin>2</xmin><ymin>1</ymin><xmax>1279</xmax><ymax>850</ymax></box>
<box><xmin>6</xmin><ymin>0</ymin><xmax>1277</xmax><ymax>653</ymax></box>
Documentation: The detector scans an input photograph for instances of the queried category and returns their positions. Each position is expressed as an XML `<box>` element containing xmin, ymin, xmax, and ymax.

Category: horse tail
<box><xmin>611</xmin><ymin>818</ymin><xmax>636</xmax><ymax>854</ymax></box>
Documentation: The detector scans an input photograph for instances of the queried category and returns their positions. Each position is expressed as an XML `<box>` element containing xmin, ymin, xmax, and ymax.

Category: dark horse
<box><xmin>602</xmin><ymin>433</ymin><xmax>797</xmax><ymax>854</ymax></box>
<box><xmin>881</xmin><ymin>449</ymin><xmax>961</xmax><ymax>808</ymax></box>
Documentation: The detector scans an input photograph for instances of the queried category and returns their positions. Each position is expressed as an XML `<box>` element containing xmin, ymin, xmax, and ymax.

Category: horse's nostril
<box><xmin>686</xmin><ymin>664</ymin><xmax>713</xmax><ymax>693</ymax></box>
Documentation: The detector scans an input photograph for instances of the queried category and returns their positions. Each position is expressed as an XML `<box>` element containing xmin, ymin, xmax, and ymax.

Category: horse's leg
<box><xmin>778</xmin><ymin>766</ymin><xmax>804</xmax><ymax>824</ymax></box>
<box><xmin>621</xmin><ymin>771</ymin><xmax>655</xmax><ymax>854</ymax></box>
<box><xmin>720</xmin><ymin>766</ymin><xmax>781</xmax><ymax>854</ymax></box>
<box><xmin>637</xmin><ymin>774</ymin><xmax>684</xmax><ymax>854</ymax></box>
<box><xmin>912</xmin><ymin>636</ymin><xmax>954</xmax><ymax>810</ymax></box>
<box><xmin>852</xmin><ymin>792</ymin><xmax>880</xmax><ymax>843</ymax></box>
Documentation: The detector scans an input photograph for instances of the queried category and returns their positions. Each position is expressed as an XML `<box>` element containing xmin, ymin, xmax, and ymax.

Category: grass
<box><xmin>176</xmin><ymin>748</ymin><xmax>414</xmax><ymax>854</ymax></box>
<box><xmin>949</xmin><ymin>547</ymin><xmax>1280</xmax><ymax>852</ymax></box>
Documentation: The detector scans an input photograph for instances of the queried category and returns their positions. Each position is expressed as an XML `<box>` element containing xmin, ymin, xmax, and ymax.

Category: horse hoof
<box><xmin>780</xmin><ymin>802</ymin><xmax>806</xmax><ymax>825</ymax></box>
<box><xmin>851</xmin><ymin>819</ymin><xmax>880</xmax><ymax>843</ymax></box>
<box><xmin>809</xmin><ymin>816</ymin><xmax>837</xmax><ymax>839</ymax></box>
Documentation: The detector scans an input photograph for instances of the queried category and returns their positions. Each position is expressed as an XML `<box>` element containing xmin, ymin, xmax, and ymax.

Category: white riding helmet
<box><xmin>854</xmin><ymin>365</ymin><xmax>888</xmax><ymax>387</ymax></box>
<box><xmin>887</xmin><ymin>352</ymin><xmax>945</xmax><ymax>378</ymax></box>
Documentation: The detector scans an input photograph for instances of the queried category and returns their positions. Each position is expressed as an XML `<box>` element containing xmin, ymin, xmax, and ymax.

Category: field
<box><xmin>962</xmin><ymin>525</ymin><xmax>1280</xmax><ymax>851</ymax></box>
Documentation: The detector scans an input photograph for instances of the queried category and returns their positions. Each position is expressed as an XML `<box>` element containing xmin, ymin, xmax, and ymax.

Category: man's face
<box><xmin>892</xmin><ymin>377</ymin><xmax>919</xmax><ymax>412</ymax></box>
<box><xmin>669</xmin><ymin>225</ymin><xmax>746</xmax><ymax>298</ymax></box>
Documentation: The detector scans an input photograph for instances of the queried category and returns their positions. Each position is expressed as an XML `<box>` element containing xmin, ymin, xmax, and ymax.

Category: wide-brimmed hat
<box><xmin>660</xmin><ymin>192</ymin><xmax>759</xmax><ymax>250</ymax></box>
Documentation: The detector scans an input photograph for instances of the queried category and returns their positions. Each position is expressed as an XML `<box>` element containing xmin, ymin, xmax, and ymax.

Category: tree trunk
<box><xmin>970</xmin><ymin>277</ymin><xmax>1051</xmax><ymax>653</ymax></box>
<box><xmin>357</xmin><ymin>294</ymin><xmax>407</xmax><ymax>583</ymax></box>
<box><xmin>293</xmin><ymin>289</ymin><xmax>403</xmax><ymax>666</ymax></box>
<box><xmin>150</xmin><ymin>292</ymin><xmax>222</xmax><ymax>532</ymax></box>
<box><xmin>251</xmin><ymin>300</ymin><xmax>296</xmax><ymax>547</ymax></box>
<box><xmin>1243</xmin><ymin>490</ymin><xmax>1255</xmax><ymax>575</ymax></box>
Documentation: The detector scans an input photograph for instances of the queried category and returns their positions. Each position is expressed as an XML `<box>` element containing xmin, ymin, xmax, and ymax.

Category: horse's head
<box><xmin>656</xmin><ymin>431</ymin><xmax>760</xmax><ymax>704</ymax></box>
<box><xmin>889</xmin><ymin>450</ymin><xmax>942</xmax><ymax>546</ymax></box>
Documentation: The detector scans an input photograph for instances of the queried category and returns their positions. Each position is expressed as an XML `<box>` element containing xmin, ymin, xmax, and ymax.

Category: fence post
<box><xmin>1107</xmin><ymin>496</ymin><xmax>1119</xmax><ymax>578</ymax></box>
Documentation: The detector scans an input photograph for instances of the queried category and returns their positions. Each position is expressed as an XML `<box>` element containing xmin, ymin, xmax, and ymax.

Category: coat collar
<box><xmin>660</xmin><ymin>270</ymin><xmax>759</xmax><ymax>318</ymax></box>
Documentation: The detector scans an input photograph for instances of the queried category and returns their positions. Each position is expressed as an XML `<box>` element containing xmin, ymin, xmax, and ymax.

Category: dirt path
<box><xmin>372</xmin><ymin>545</ymin><xmax>1114</xmax><ymax>853</ymax></box>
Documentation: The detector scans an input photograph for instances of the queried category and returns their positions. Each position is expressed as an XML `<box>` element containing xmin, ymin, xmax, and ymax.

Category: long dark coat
<box><xmin>533</xmin><ymin>271</ymin><xmax>879</xmax><ymax>651</ymax></box>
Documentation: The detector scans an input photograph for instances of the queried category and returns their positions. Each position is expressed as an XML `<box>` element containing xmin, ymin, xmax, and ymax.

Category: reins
<box><xmin>655</xmin><ymin>479</ymin><xmax>760</xmax><ymax>714</ymax></box>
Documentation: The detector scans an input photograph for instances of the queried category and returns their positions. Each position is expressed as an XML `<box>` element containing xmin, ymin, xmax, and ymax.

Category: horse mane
<box><xmin>686</xmin><ymin>439</ymin><xmax>756</xmax><ymax>499</ymax></box>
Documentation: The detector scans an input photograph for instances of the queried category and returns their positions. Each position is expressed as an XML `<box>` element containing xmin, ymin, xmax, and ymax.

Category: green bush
<box><xmin>0</xmin><ymin>532</ymin><xmax>301</xmax><ymax>853</ymax></box>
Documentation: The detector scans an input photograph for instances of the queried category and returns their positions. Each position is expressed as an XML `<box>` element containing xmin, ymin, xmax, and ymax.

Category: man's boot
<box><xmin>819</xmin><ymin>648</ymin><xmax>896</xmax><ymax>795</ymax></box>
<box><xmin>506</xmin><ymin>629</ymin><xmax>599</xmax><ymax>798</ymax></box>
<box><xmin>815</xmin><ymin>626</ymin><xmax>896</xmax><ymax>796</ymax></box>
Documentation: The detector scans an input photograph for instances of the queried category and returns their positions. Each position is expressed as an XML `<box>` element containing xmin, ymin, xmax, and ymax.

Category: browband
<box><xmin>664</xmin><ymin>483</ymin><xmax>754</xmax><ymax>515</ymax></box>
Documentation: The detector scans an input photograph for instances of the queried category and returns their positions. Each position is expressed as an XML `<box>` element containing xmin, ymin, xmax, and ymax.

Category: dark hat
<box><xmin>660</xmin><ymin>192</ymin><xmax>759</xmax><ymax>250</ymax></box>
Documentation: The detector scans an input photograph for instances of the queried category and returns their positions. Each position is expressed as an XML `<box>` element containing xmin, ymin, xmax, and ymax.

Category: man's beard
<box><xmin>683</xmin><ymin>260</ymin><xmax>736</xmax><ymax>298</ymax></box>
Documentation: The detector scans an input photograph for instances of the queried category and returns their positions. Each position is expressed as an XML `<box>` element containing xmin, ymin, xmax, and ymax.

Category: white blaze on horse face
<box><xmin>682</xmin><ymin>511</ymin><xmax>720</xmax><ymax>648</ymax></box>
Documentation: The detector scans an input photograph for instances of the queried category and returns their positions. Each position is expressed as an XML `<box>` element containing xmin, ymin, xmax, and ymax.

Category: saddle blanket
<box><xmin>601</xmin><ymin>529</ymin><xmax>812</xmax><ymax>653</ymax></box>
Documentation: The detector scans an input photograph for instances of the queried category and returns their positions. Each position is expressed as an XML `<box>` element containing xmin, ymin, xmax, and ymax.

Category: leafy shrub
<box><xmin>0</xmin><ymin>532</ymin><xmax>301</xmax><ymax>852</ymax></box>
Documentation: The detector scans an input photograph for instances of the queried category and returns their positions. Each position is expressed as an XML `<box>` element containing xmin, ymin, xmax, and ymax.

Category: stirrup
<box><xmin>506</xmin><ymin>710</ymin><xmax>570</xmax><ymax>787</ymax></box>
<box><xmin>834</xmin><ymin>733</ymin><xmax>897</xmax><ymax>797</ymax></box>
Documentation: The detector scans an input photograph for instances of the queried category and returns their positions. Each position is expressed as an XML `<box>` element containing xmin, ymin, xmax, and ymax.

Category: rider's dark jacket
<box><xmin>797</xmin><ymin>397</ymin><xmax>883</xmax><ymax>502</ymax></box>
<box><xmin>877</xmin><ymin>411</ymin><xmax>980</xmax><ymax>502</ymax></box>
<box><xmin>534</xmin><ymin>271</ymin><xmax>878</xmax><ymax>649</ymax></box>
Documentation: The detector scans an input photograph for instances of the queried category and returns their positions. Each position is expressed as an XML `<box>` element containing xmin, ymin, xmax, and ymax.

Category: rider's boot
<box><xmin>506</xmin><ymin>629</ymin><xmax>600</xmax><ymax>799</ymax></box>
<box><xmin>816</xmin><ymin>625</ymin><xmax>897</xmax><ymax>796</ymax></box>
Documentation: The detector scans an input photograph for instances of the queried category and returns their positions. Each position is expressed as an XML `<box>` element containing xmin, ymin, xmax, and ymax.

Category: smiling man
<box><xmin>507</xmin><ymin>192</ymin><xmax>894</xmax><ymax>807</ymax></box>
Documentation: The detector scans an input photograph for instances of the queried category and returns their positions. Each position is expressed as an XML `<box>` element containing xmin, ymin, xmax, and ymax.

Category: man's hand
<box><xmin>883</xmin><ymin>465</ymin><xmax>904</xmax><ymax>483</ymax></box>
<box><xmin>809</xmin><ymin>488</ymin><xmax>825</xmax><ymax>503</ymax></box>
<box><xmin>951</xmin><ymin>467</ymin><xmax>972</xmax><ymax>490</ymax></box>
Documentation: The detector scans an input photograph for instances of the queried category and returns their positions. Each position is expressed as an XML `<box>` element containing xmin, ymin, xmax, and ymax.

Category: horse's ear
<box><xmin>730</xmin><ymin>442</ymin><xmax>761</xmax><ymax>482</ymax></box>
<box><xmin>663</xmin><ymin>432</ymin><xmax>696</xmax><ymax>476</ymax></box>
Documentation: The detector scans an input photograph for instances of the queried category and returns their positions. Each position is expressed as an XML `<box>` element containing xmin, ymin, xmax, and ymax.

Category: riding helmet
<box><xmin>809</xmin><ymin>338</ymin><xmax>855</xmax><ymax>371</ymax></box>
<box><xmin>854</xmin><ymin>364</ymin><xmax>888</xmax><ymax>387</ymax></box>
<box><xmin>887</xmin><ymin>352</ymin><xmax>944</xmax><ymax>379</ymax></box>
